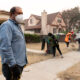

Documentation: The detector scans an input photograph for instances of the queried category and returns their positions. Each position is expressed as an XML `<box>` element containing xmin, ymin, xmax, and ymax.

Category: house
<box><xmin>0</xmin><ymin>10</ymin><xmax>9</xmax><ymax>24</ymax></box>
<box><xmin>24</xmin><ymin>10</ymin><xmax>66</xmax><ymax>35</ymax></box>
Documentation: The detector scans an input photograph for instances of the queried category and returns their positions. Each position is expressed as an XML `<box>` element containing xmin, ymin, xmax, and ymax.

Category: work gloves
<box><xmin>10</xmin><ymin>64</ymin><xmax>21</xmax><ymax>80</ymax></box>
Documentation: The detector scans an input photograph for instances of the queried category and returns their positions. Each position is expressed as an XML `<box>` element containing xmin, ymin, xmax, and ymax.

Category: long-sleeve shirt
<box><xmin>0</xmin><ymin>19</ymin><xmax>28</xmax><ymax>67</ymax></box>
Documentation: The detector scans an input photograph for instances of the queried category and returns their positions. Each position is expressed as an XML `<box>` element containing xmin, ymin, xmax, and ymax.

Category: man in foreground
<box><xmin>0</xmin><ymin>6</ymin><xmax>28</xmax><ymax>80</ymax></box>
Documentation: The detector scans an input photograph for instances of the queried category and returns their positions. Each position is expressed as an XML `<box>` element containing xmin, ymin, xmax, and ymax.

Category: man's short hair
<box><xmin>10</xmin><ymin>7</ymin><xmax>16</xmax><ymax>15</ymax></box>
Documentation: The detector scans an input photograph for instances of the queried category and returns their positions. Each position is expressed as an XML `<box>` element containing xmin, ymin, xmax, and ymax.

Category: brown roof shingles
<box><xmin>47</xmin><ymin>12</ymin><xmax>59</xmax><ymax>25</ymax></box>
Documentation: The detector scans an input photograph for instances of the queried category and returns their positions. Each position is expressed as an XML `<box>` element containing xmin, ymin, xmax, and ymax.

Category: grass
<box><xmin>0</xmin><ymin>42</ymin><xmax>78</xmax><ymax>75</ymax></box>
<box><xmin>27</xmin><ymin>53</ymin><xmax>53</xmax><ymax>65</ymax></box>
<box><xmin>58</xmin><ymin>62</ymin><xmax>80</xmax><ymax>80</ymax></box>
<box><xmin>27</xmin><ymin>42</ymin><xmax>78</xmax><ymax>54</ymax></box>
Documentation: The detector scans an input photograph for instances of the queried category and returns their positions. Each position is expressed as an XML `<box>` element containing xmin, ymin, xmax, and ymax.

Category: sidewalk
<box><xmin>0</xmin><ymin>51</ymin><xmax>80</xmax><ymax>80</ymax></box>
<box><xmin>27</xmin><ymin>48</ymin><xmax>45</xmax><ymax>54</ymax></box>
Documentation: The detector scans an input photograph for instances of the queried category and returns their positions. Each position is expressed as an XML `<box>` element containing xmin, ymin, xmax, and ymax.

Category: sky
<box><xmin>0</xmin><ymin>0</ymin><xmax>80</xmax><ymax>19</ymax></box>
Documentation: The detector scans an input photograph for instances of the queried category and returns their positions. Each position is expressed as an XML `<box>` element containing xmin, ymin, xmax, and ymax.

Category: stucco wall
<box><xmin>52</xmin><ymin>13</ymin><xmax>66</xmax><ymax>27</ymax></box>
<box><xmin>28</xmin><ymin>16</ymin><xmax>40</xmax><ymax>26</ymax></box>
<box><xmin>47</xmin><ymin>25</ymin><xmax>58</xmax><ymax>34</ymax></box>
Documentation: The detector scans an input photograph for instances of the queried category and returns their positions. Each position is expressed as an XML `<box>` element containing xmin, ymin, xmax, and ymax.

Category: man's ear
<box><xmin>10</xmin><ymin>14</ymin><xmax>16</xmax><ymax>20</ymax></box>
<box><xmin>10</xmin><ymin>13</ymin><xmax>12</xmax><ymax>17</ymax></box>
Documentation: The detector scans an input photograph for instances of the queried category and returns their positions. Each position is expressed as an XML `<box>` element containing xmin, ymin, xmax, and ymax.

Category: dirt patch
<box><xmin>27</xmin><ymin>53</ymin><xmax>53</xmax><ymax>65</ymax></box>
<box><xmin>27</xmin><ymin>43</ymin><xmax>43</xmax><ymax>50</ymax></box>
<box><xmin>27</xmin><ymin>42</ymin><xmax>78</xmax><ymax>55</ymax></box>
<box><xmin>58</xmin><ymin>62</ymin><xmax>80</xmax><ymax>80</ymax></box>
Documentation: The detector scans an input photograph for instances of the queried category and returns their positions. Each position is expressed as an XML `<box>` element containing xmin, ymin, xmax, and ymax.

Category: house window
<box><xmin>57</xmin><ymin>18</ymin><xmax>62</xmax><ymax>23</ymax></box>
<box><xmin>53</xmin><ymin>28</ymin><xmax>57</xmax><ymax>33</ymax></box>
<box><xmin>58</xmin><ymin>28</ymin><xmax>62</xmax><ymax>33</ymax></box>
<box><xmin>30</xmin><ymin>19</ymin><xmax>33</xmax><ymax>24</ymax></box>
<box><xmin>34</xmin><ymin>29</ymin><xmax>40</xmax><ymax>33</ymax></box>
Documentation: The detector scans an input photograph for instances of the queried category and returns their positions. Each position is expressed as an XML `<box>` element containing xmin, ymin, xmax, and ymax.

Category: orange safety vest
<box><xmin>65</xmin><ymin>33</ymin><xmax>72</xmax><ymax>42</ymax></box>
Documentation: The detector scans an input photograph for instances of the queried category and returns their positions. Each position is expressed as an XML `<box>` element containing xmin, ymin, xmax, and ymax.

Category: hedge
<box><xmin>24</xmin><ymin>33</ymin><xmax>75</xmax><ymax>43</ymax></box>
<box><xmin>24</xmin><ymin>34</ymin><xmax>41</xmax><ymax>43</ymax></box>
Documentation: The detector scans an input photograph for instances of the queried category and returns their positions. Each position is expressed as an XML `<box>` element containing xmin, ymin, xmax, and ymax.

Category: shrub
<box><xmin>24</xmin><ymin>34</ymin><xmax>41</xmax><ymax>43</ymax></box>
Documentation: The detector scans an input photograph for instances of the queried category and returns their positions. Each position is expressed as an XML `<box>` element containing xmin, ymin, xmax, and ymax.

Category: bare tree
<box><xmin>62</xmin><ymin>7</ymin><xmax>80</xmax><ymax>32</ymax></box>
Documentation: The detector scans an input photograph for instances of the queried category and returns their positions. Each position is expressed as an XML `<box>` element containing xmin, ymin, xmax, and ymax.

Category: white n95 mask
<box><xmin>15</xmin><ymin>14</ymin><xmax>23</xmax><ymax>24</ymax></box>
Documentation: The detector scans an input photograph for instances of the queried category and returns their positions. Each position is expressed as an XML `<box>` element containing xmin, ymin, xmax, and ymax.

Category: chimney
<box><xmin>41</xmin><ymin>10</ymin><xmax>47</xmax><ymax>35</ymax></box>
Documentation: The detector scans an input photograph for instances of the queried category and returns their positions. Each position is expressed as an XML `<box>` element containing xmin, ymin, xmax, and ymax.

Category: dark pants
<box><xmin>52</xmin><ymin>46</ymin><xmax>56</xmax><ymax>56</ymax></box>
<box><xmin>66</xmin><ymin>42</ymin><xmax>69</xmax><ymax>47</ymax></box>
<box><xmin>2</xmin><ymin>64</ymin><xmax>23</xmax><ymax>80</ymax></box>
<box><xmin>52</xmin><ymin>45</ymin><xmax>62</xmax><ymax>56</ymax></box>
